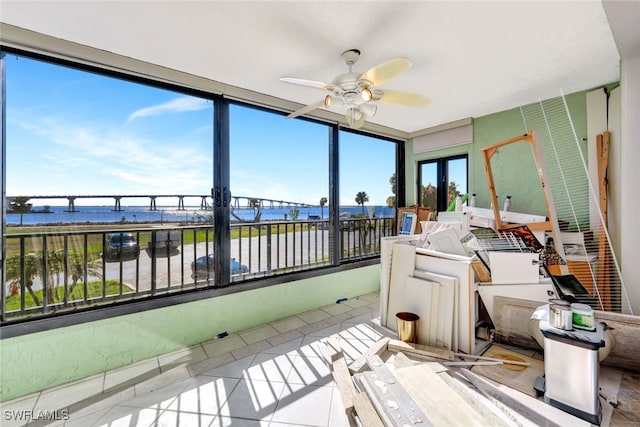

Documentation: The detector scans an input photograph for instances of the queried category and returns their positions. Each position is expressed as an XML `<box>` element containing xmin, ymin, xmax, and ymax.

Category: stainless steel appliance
<box><xmin>539</xmin><ymin>317</ymin><xmax>605</xmax><ymax>425</ymax></box>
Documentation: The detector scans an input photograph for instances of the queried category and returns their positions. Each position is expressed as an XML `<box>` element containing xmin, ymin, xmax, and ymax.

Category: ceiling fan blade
<box><xmin>280</xmin><ymin>77</ymin><xmax>334</xmax><ymax>90</ymax></box>
<box><xmin>359</xmin><ymin>58</ymin><xmax>412</xmax><ymax>87</ymax></box>
<box><xmin>379</xmin><ymin>89</ymin><xmax>431</xmax><ymax>107</ymax></box>
<box><xmin>286</xmin><ymin>99</ymin><xmax>326</xmax><ymax>119</ymax></box>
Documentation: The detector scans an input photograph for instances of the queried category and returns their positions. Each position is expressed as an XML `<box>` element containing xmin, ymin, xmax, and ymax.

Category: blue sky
<box><xmin>6</xmin><ymin>53</ymin><xmax>397</xmax><ymax>207</ymax></box>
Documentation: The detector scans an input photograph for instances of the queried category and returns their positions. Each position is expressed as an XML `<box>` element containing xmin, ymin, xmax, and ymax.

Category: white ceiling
<box><xmin>0</xmin><ymin>1</ymin><xmax>631</xmax><ymax>135</ymax></box>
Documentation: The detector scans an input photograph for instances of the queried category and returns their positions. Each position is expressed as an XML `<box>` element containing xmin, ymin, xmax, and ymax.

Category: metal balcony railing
<box><xmin>2</xmin><ymin>217</ymin><xmax>395</xmax><ymax>322</ymax></box>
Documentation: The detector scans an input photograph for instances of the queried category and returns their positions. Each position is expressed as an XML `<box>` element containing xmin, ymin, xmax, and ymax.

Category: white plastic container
<box><xmin>503</xmin><ymin>195</ymin><xmax>512</xmax><ymax>212</ymax></box>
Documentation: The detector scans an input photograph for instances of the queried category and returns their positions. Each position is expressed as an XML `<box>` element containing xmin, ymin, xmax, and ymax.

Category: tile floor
<box><xmin>1</xmin><ymin>292</ymin><xmax>389</xmax><ymax>427</ymax></box>
<box><xmin>1</xmin><ymin>291</ymin><xmax>638</xmax><ymax>427</ymax></box>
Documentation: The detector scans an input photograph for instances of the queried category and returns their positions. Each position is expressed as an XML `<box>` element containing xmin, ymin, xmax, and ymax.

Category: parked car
<box><xmin>147</xmin><ymin>229</ymin><xmax>181</xmax><ymax>254</ymax></box>
<box><xmin>191</xmin><ymin>255</ymin><xmax>249</xmax><ymax>280</ymax></box>
<box><xmin>103</xmin><ymin>232</ymin><xmax>140</xmax><ymax>262</ymax></box>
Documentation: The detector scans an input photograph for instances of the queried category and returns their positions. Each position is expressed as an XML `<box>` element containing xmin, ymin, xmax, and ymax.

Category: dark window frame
<box><xmin>417</xmin><ymin>154</ymin><xmax>468</xmax><ymax>213</ymax></box>
<box><xmin>0</xmin><ymin>46</ymin><xmax>404</xmax><ymax>336</ymax></box>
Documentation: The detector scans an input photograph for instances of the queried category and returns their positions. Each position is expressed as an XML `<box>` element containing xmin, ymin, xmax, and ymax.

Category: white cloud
<box><xmin>9</xmin><ymin>115</ymin><xmax>211</xmax><ymax>196</ymax></box>
<box><xmin>127</xmin><ymin>97</ymin><xmax>210</xmax><ymax>122</ymax></box>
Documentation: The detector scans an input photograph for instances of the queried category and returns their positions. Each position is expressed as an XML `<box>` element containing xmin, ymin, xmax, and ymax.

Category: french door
<box><xmin>418</xmin><ymin>155</ymin><xmax>468</xmax><ymax>213</ymax></box>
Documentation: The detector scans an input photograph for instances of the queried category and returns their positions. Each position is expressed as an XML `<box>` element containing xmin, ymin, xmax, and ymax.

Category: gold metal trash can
<box><xmin>396</xmin><ymin>312</ymin><xmax>419</xmax><ymax>343</ymax></box>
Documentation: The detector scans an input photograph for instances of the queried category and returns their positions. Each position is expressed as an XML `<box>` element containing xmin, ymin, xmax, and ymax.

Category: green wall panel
<box><xmin>0</xmin><ymin>265</ymin><xmax>379</xmax><ymax>401</ymax></box>
<box><xmin>406</xmin><ymin>90</ymin><xmax>591</xmax><ymax>218</ymax></box>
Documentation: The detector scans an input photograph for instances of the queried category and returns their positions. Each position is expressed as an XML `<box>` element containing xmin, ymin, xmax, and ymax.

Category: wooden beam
<box><xmin>352</xmin><ymin>391</ymin><xmax>385</xmax><ymax>427</ymax></box>
<box><xmin>348</xmin><ymin>337</ymin><xmax>390</xmax><ymax>375</ymax></box>
<box><xmin>324</xmin><ymin>338</ymin><xmax>385</xmax><ymax>425</ymax></box>
<box><xmin>388</xmin><ymin>339</ymin><xmax>455</xmax><ymax>361</ymax></box>
<box><xmin>456</xmin><ymin>369</ymin><xmax>562</xmax><ymax>427</ymax></box>
<box><xmin>324</xmin><ymin>338</ymin><xmax>356</xmax><ymax>415</ymax></box>
<box><xmin>393</xmin><ymin>361</ymin><xmax>490</xmax><ymax>425</ymax></box>
<box><xmin>363</xmin><ymin>354</ymin><xmax>433</xmax><ymax>426</ymax></box>
<box><xmin>597</xmin><ymin>131</ymin><xmax>612</xmax><ymax>311</ymax></box>
<box><xmin>454</xmin><ymin>352</ymin><xmax>531</xmax><ymax>367</ymax></box>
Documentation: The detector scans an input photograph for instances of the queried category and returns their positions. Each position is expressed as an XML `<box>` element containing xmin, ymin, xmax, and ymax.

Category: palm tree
<box><xmin>67</xmin><ymin>252</ymin><xmax>103</xmax><ymax>299</ymax></box>
<box><xmin>421</xmin><ymin>183</ymin><xmax>437</xmax><ymax>212</ymax></box>
<box><xmin>319</xmin><ymin>197</ymin><xmax>327</xmax><ymax>219</ymax></box>
<box><xmin>355</xmin><ymin>191</ymin><xmax>369</xmax><ymax>216</ymax></box>
<box><xmin>448</xmin><ymin>180</ymin><xmax>460</xmax><ymax>206</ymax></box>
<box><xmin>388</xmin><ymin>173</ymin><xmax>396</xmax><ymax>207</ymax></box>
<box><xmin>5</xmin><ymin>252</ymin><xmax>42</xmax><ymax>307</ymax></box>
<box><xmin>248</xmin><ymin>198</ymin><xmax>262</xmax><ymax>222</ymax></box>
<box><xmin>9</xmin><ymin>196</ymin><xmax>32</xmax><ymax>226</ymax></box>
<box><xmin>288</xmin><ymin>207</ymin><xmax>300</xmax><ymax>220</ymax></box>
<box><xmin>386</xmin><ymin>196</ymin><xmax>395</xmax><ymax>208</ymax></box>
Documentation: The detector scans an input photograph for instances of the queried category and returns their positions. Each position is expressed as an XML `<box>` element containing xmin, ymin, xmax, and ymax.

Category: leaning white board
<box><xmin>413</xmin><ymin>270</ymin><xmax>458</xmax><ymax>351</ymax></box>
<box><xmin>386</xmin><ymin>270</ymin><xmax>458</xmax><ymax>351</ymax></box>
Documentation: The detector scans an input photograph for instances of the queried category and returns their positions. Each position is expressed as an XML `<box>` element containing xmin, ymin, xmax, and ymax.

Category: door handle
<box><xmin>214</xmin><ymin>187</ymin><xmax>221</xmax><ymax>207</ymax></box>
<box><xmin>223</xmin><ymin>187</ymin><xmax>230</xmax><ymax>207</ymax></box>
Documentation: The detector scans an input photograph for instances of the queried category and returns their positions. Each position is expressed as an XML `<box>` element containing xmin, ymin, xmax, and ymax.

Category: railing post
<box><xmin>42</xmin><ymin>237</ymin><xmax>48</xmax><ymax>312</ymax></box>
<box><xmin>267</xmin><ymin>224</ymin><xmax>272</xmax><ymax>273</ymax></box>
<box><xmin>150</xmin><ymin>231</ymin><xmax>157</xmax><ymax>294</ymax></box>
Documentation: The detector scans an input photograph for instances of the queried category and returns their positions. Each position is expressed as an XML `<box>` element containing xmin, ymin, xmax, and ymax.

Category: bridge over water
<box><xmin>7</xmin><ymin>195</ymin><xmax>313</xmax><ymax>212</ymax></box>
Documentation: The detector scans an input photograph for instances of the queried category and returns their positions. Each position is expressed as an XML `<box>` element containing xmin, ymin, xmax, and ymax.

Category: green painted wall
<box><xmin>406</xmin><ymin>91</ymin><xmax>590</xmax><ymax>223</ymax></box>
<box><xmin>0</xmin><ymin>265</ymin><xmax>380</xmax><ymax>401</ymax></box>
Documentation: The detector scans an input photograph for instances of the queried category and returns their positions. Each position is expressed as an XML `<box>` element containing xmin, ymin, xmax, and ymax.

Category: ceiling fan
<box><xmin>280</xmin><ymin>49</ymin><xmax>430</xmax><ymax>129</ymax></box>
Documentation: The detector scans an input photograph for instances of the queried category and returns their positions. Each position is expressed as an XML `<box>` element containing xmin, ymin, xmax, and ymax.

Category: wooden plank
<box><xmin>388</xmin><ymin>339</ymin><xmax>455</xmax><ymax>361</ymax></box>
<box><xmin>392</xmin><ymin>361</ymin><xmax>491</xmax><ymax>426</ymax></box>
<box><xmin>597</xmin><ymin>131</ymin><xmax>612</xmax><ymax>311</ymax></box>
<box><xmin>348</xmin><ymin>337</ymin><xmax>390</xmax><ymax>374</ymax></box>
<box><xmin>324</xmin><ymin>338</ymin><xmax>356</xmax><ymax>415</ymax></box>
<box><xmin>444</xmin><ymin>361</ymin><xmax>503</xmax><ymax>367</ymax></box>
<box><xmin>456</xmin><ymin>369</ymin><xmax>563</xmax><ymax>427</ymax></box>
<box><xmin>364</xmin><ymin>354</ymin><xmax>432</xmax><ymax>426</ymax></box>
<box><xmin>455</xmin><ymin>352</ymin><xmax>531</xmax><ymax>367</ymax></box>
<box><xmin>430</xmin><ymin>366</ymin><xmax>510</xmax><ymax>427</ymax></box>
<box><xmin>393</xmin><ymin>352</ymin><xmax>510</xmax><ymax>425</ymax></box>
<box><xmin>353</xmin><ymin>373</ymin><xmax>394</xmax><ymax>426</ymax></box>
<box><xmin>352</xmin><ymin>391</ymin><xmax>385</xmax><ymax>427</ymax></box>
<box><xmin>392</xmin><ymin>351</ymin><xmax>415</xmax><ymax>369</ymax></box>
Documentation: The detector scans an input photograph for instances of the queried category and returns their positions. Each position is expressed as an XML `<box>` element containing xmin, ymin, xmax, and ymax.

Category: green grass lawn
<box><xmin>5</xmin><ymin>280</ymin><xmax>130</xmax><ymax>311</ymax></box>
<box><xmin>4</xmin><ymin>222</ymin><xmax>316</xmax><ymax>257</ymax></box>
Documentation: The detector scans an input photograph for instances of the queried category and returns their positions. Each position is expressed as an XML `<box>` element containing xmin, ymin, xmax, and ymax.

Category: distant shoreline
<box><xmin>6</xmin><ymin>204</ymin><xmax>394</xmax><ymax>227</ymax></box>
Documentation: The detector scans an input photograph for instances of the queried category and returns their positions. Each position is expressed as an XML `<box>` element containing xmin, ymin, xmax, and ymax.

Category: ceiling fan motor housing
<box><xmin>341</xmin><ymin>49</ymin><xmax>361</xmax><ymax>66</ymax></box>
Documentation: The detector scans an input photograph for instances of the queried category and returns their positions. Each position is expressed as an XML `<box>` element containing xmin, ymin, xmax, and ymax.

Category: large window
<box><xmin>229</xmin><ymin>104</ymin><xmax>330</xmax><ymax>276</ymax></box>
<box><xmin>418</xmin><ymin>155</ymin><xmax>468</xmax><ymax>213</ymax></box>
<box><xmin>339</xmin><ymin>130</ymin><xmax>397</xmax><ymax>258</ymax></box>
<box><xmin>1</xmin><ymin>50</ymin><xmax>400</xmax><ymax>328</ymax></box>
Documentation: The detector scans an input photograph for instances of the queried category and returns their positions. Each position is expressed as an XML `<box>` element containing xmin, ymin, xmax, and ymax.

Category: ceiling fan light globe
<box><xmin>345</xmin><ymin>106</ymin><xmax>363</xmax><ymax>127</ymax></box>
<box><xmin>361</xmin><ymin>87</ymin><xmax>373</xmax><ymax>102</ymax></box>
<box><xmin>353</xmin><ymin>115</ymin><xmax>366</xmax><ymax>129</ymax></box>
<box><xmin>360</xmin><ymin>103</ymin><xmax>377</xmax><ymax>117</ymax></box>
